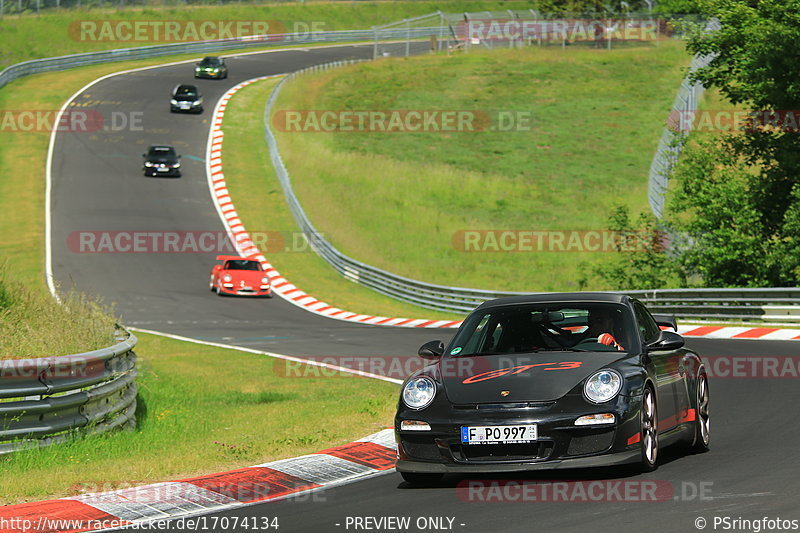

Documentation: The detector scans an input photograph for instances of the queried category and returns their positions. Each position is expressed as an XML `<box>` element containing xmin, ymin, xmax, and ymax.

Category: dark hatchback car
<box><xmin>170</xmin><ymin>84</ymin><xmax>203</xmax><ymax>113</ymax></box>
<box><xmin>142</xmin><ymin>145</ymin><xmax>181</xmax><ymax>177</ymax></box>
<box><xmin>194</xmin><ymin>56</ymin><xmax>228</xmax><ymax>79</ymax></box>
<box><xmin>395</xmin><ymin>293</ymin><xmax>710</xmax><ymax>485</ymax></box>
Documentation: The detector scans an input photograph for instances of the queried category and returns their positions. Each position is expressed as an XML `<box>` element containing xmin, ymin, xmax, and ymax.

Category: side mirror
<box><xmin>418</xmin><ymin>340</ymin><xmax>444</xmax><ymax>359</ymax></box>
<box><xmin>177</xmin><ymin>155</ymin><xmax>182</xmax><ymax>159</ymax></box>
<box><xmin>141</xmin><ymin>153</ymin><xmax>146</xmax><ymax>157</ymax></box>
<box><xmin>646</xmin><ymin>330</ymin><xmax>684</xmax><ymax>351</ymax></box>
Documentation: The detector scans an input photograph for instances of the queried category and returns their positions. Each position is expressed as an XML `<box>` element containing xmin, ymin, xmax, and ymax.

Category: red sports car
<box><xmin>209</xmin><ymin>255</ymin><xmax>272</xmax><ymax>297</ymax></box>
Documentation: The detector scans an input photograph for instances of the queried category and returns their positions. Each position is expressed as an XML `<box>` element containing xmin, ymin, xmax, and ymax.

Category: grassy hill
<box><xmin>272</xmin><ymin>40</ymin><xmax>690</xmax><ymax>292</ymax></box>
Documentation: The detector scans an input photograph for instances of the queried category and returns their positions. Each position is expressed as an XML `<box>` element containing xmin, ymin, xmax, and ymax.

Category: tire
<box><xmin>690</xmin><ymin>372</ymin><xmax>710</xmax><ymax>453</ymax></box>
<box><xmin>400</xmin><ymin>472</ymin><xmax>443</xmax><ymax>486</ymax></box>
<box><xmin>638</xmin><ymin>386</ymin><xmax>659</xmax><ymax>472</ymax></box>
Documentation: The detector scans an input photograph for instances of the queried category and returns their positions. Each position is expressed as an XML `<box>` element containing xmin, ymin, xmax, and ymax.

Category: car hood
<box><xmin>440</xmin><ymin>351</ymin><xmax>627</xmax><ymax>403</ymax></box>
<box><xmin>146</xmin><ymin>156</ymin><xmax>177</xmax><ymax>164</ymax></box>
<box><xmin>174</xmin><ymin>95</ymin><xmax>199</xmax><ymax>101</ymax></box>
<box><xmin>222</xmin><ymin>270</ymin><xmax>266</xmax><ymax>284</ymax></box>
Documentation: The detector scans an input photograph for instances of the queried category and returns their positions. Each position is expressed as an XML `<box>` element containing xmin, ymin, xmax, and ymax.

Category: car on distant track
<box><xmin>395</xmin><ymin>292</ymin><xmax>710</xmax><ymax>485</ymax></box>
<box><xmin>142</xmin><ymin>145</ymin><xmax>181</xmax><ymax>177</ymax></box>
<box><xmin>170</xmin><ymin>84</ymin><xmax>203</xmax><ymax>113</ymax></box>
<box><xmin>210</xmin><ymin>255</ymin><xmax>272</xmax><ymax>297</ymax></box>
<box><xmin>194</xmin><ymin>56</ymin><xmax>228</xmax><ymax>79</ymax></box>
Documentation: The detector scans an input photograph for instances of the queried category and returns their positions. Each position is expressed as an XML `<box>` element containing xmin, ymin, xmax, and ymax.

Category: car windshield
<box><xmin>175</xmin><ymin>86</ymin><xmax>198</xmax><ymax>97</ymax></box>
<box><xmin>148</xmin><ymin>147</ymin><xmax>175</xmax><ymax>157</ymax></box>
<box><xmin>200</xmin><ymin>57</ymin><xmax>222</xmax><ymax>66</ymax></box>
<box><xmin>224</xmin><ymin>260</ymin><xmax>262</xmax><ymax>271</ymax></box>
<box><xmin>447</xmin><ymin>302</ymin><xmax>636</xmax><ymax>356</ymax></box>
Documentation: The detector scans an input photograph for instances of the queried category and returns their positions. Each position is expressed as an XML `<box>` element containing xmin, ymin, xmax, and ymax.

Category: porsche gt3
<box><xmin>395</xmin><ymin>293</ymin><xmax>710</xmax><ymax>485</ymax></box>
<box><xmin>209</xmin><ymin>255</ymin><xmax>272</xmax><ymax>297</ymax></box>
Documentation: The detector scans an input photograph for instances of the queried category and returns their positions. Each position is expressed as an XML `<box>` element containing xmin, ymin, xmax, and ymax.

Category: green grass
<box><xmin>220</xmin><ymin>78</ymin><xmax>459</xmax><ymax>320</ymax></box>
<box><xmin>272</xmin><ymin>41</ymin><xmax>691</xmax><ymax>292</ymax></box>
<box><xmin>0</xmin><ymin>1</ymin><xmax>535</xmax><ymax>67</ymax></box>
<box><xmin>0</xmin><ymin>331</ymin><xmax>398</xmax><ymax>504</ymax></box>
<box><xmin>0</xmin><ymin>51</ymin><xmax>268</xmax><ymax>290</ymax></box>
<box><xmin>0</xmin><ymin>46</ymin><xmax>417</xmax><ymax>502</ymax></box>
<box><xmin>0</xmin><ymin>267</ymin><xmax>117</xmax><ymax>359</ymax></box>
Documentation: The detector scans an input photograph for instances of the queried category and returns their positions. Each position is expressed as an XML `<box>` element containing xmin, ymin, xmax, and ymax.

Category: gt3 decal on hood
<box><xmin>443</xmin><ymin>351</ymin><xmax>627</xmax><ymax>403</ymax></box>
<box><xmin>462</xmin><ymin>361</ymin><xmax>583</xmax><ymax>383</ymax></box>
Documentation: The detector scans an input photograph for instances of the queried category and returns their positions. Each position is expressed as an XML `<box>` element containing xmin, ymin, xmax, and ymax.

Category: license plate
<box><xmin>461</xmin><ymin>424</ymin><xmax>538</xmax><ymax>444</ymax></box>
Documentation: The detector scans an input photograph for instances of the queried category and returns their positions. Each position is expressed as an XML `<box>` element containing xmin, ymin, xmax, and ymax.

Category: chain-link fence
<box><xmin>372</xmin><ymin>11</ymin><xmax>693</xmax><ymax>57</ymax></box>
<box><xmin>647</xmin><ymin>18</ymin><xmax>718</xmax><ymax>219</ymax></box>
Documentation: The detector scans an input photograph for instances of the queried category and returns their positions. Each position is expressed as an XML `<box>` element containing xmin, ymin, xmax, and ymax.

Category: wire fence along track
<box><xmin>0</xmin><ymin>328</ymin><xmax>137</xmax><ymax>454</ymax></box>
<box><xmin>263</xmin><ymin>60</ymin><xmax>800</xmax><ymax>324</ymax></box>
<box><xmin>647</xmin><ymin>18</ymin><xmax>719</xmax><ymax>219</ymax></box>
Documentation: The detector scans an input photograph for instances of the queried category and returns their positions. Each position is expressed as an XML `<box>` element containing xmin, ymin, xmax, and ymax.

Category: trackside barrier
<box><xmin>0</xmin><ymin>328</ymin><xmax>137</xmax><ymax>454</ymax></box>
<box><xmin>0</xmin><ymin>27</ymin><xmax>440</xmax><ymax>90</ymax></box>
<box><xmin>262</xmin><ymin>61</ymin><xmax>800</xmax><ymax>324</ymax></box>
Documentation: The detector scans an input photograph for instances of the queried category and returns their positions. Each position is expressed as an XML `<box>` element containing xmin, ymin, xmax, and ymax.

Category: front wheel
<box><xmin>639</xmin><ymin>386</ymin><xmax>659</xmax><ymax>472</ymax></box>
<box><xmin>400</xmin><ymin>472</ymin><xmax>443</xmax><ymax>486</ymax></box>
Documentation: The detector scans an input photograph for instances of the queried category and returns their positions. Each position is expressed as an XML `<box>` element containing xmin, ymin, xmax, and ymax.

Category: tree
<box><xmin>580</xmin><ymin>206</ymin><xmax>683</xmax><ymax>290</ymax></box>
<box><xmin>665</xmin><ymin>0</ymin><xmax>800</xmax><ymax>287</ymax></box>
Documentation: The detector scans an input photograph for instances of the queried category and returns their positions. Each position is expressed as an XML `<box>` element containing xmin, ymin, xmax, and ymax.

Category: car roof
<box><xmin>475</xmin><ymin>292</ymin><xmax>631</xmax><ymax>311</ymax></box>
<box><xmin>175</xmin><ymin>84</ymin><xmax>198</xmax><ymax>91</ymax></box>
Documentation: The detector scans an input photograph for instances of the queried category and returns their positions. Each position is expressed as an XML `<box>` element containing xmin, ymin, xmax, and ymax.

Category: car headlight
<box><xmin>171</xmin><ymin>162</ymin><xmax>180</xmax><ymax>168</ymax></box>
<box><xmin>584</xmin><ymin>369</ymin><xmax>622</xmax><ymax>404</ymax></box>
<box><xmin>144</xmin><ymin>162</ymin><xmax>153</xmax><ymax>167</ymax></box>
<box><xmin>195</xmin><ymin>66</ymin><xmax>201</xmax><ymax>71</ymax></box>
<box><xmin>170</xmin><ymin>99</ymin><xmax>178</xmax><ymax>105</ymax></box>
<box><xmin>223</xmin><ymin>274</ymin><xmax>232</xmax><ymax>282</ymax></box>
<box><xmin>193</xmin><ymin>99</ymin><xmax>203</xmax><ymax>105</ymax></box>
<box><xmin>261</xmin><ymin>277</ymin><xmax>270</xmax><ymax>284</ymax></box>
<box><xmin>402</xmin><ymin>377</ymin><xmax>436</xmax><ymax>410</ymax></box>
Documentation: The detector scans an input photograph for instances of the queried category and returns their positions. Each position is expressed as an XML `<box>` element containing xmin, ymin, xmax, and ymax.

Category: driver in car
<box><xmin>584</xmin><ymin>310</ymin><xmax>625</xmax><ymax>351</ymax></box>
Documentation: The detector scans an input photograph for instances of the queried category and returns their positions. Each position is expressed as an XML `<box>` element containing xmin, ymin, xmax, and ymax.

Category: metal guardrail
<box><xmin>0</xmin><ymin>27</ymin><xmax>439</xmax><ymax>90</ymax></box>
<box><xmin>0</xmin><ymin>328</ymin><xmax>137</xmax><ymax>454</ymax></box>
<box><xmin>263</xmin><ymin>60</ymin><xmax>800</xmax><ymax>325</ymax></box>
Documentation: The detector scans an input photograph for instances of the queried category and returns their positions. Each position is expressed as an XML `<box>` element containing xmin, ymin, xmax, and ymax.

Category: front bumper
<box><xmin>195</xmin><ymin>71</ymin><xmax>224</xmax><ymax>79</ymax></box>
<box><xmin>171</xmin><ymin>103</ymin><xmax>203</xmax><ymax>113</ymax></box>
<box><xmin>395</xmin><ymin>394</ymin><xmax>642</xmax><ymax>473</ymax></box>
<box><xmin>144</xmin><ymin>166</ymin><xmax>181</xmax><ymax>176</ymax></box>
<box><xmin>397</xmin><ymin>449</ymin><xmax>640</xmax><ymax>473</ymax></box>
<box><xmin>217</xmin><ymin>286</ymin><xmax>272</xmax><ymax>297</ymax></box>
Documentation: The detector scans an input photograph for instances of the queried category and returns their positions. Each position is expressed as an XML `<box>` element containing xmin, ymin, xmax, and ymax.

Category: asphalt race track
<box><xmin>148</xmin><ymin>338</ymin><xmax>800</xmax><ymax>533</ymax></box>
<box><xmin>49</xmin><ymin>44</ymin><xmax>800</xmax><ymax>533</ymax></box>
<box><xmin>50</xmin><ymin>42</ymin><xmax>440</xmax><ymax>358</ymax></box>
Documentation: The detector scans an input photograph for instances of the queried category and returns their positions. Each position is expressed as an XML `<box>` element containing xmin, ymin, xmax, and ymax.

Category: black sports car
<box><xmin>170</xmin><ymin>84</ymin><xmax>203</xmax><ymax>113</ymax></box>
<box><xmin>395</xmin><ymin>293</ymin><xmax>710</xmax><ymax>485</ymax></box>
<box><xmin>142</xmin><ymin>145</ymin><xmax>181</xmax><ymax>177</ymax></box>
<box><xmin>194</xmin><ymin>56</ymin><xmax>228</xmax><ymax>79</ymax></box>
